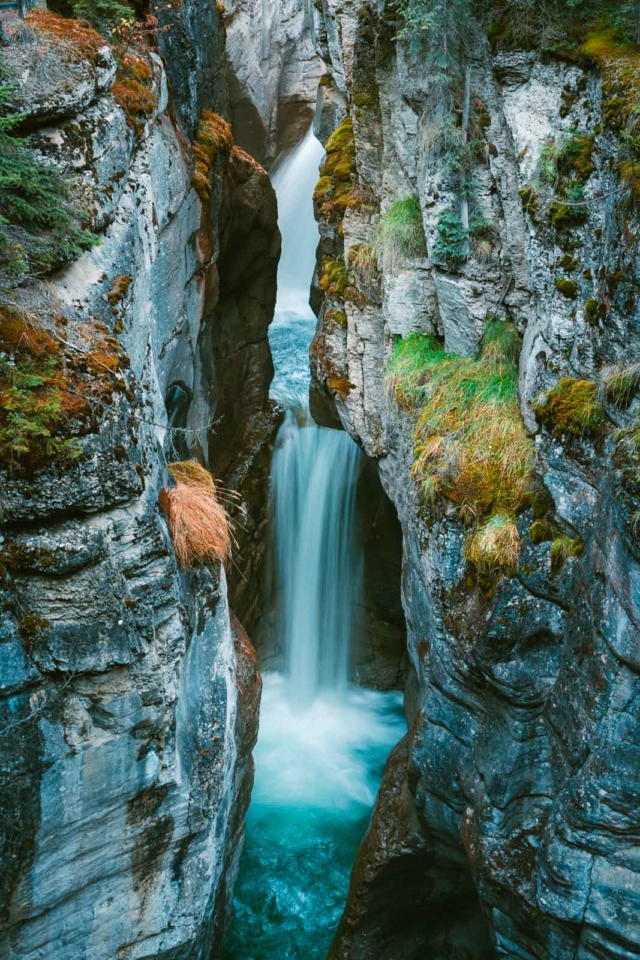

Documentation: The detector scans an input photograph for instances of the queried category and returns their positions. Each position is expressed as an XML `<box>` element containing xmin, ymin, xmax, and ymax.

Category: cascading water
<box><xmin>223</xmin><ymin>127</ymin><xmax>405</xmax><ymax>960</ymax></box>
<box><xmin>271</xmin><ymin>411</ymin><xmax>363</xmax><ymax>703</ymax></box>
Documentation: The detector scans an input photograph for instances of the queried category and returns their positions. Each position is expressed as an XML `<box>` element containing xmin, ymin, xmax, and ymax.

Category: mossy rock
<box><xmin>557</xmin><ymin>254</ymin><xmax>579</xmax><ymax>272</ymax></box>
<box><xmin>534</xmin><ymin>377</ymin><xmax>605</xmax><ymax>437</ymax></box>
<box><xmin>584</xmin><ymin>298</ymin><xmax>599</xmax><ymax>323</ymax></box>
<box><xmin>555</xmin><ymin>277</ymin><xmax>579</xmax><ymax>299</ymax></box>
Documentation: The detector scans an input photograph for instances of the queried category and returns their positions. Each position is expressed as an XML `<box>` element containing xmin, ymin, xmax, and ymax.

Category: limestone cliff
<box><xmin>310</xmin><ymin>4</ymin><xmax>640</xmax><ymax>957</ymax></box>
<box><xmin>0</xmin><ymin>5</ymin><xmax>275</xmax><ymax>956</ymax></box>
<box><xmin>224</xmin><ymin>0</ymin><xmax>324</xmax><ymax>164</ymax></box>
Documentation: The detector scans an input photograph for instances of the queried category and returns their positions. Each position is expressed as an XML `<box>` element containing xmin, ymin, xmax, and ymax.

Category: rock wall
<box><xmin>0</xmin><ymin>6</ymin><xmax>274</xmax><ymax>957</ymax></box>
<box><xmin>223</xmin><ymin>0</ymin><xmax>324</xmax><ymax>164</ymax></box>
<box><xmin>311</xmin><ymin>4</ymin><xmax>640</xmax><ymax>957</ymax></box>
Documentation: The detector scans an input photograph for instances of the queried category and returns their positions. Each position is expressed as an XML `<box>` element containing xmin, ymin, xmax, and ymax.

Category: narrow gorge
<box><xmin>0</xmin><ymin>0</ymin><xmax>639</xmax><ymax>958</ymax></box>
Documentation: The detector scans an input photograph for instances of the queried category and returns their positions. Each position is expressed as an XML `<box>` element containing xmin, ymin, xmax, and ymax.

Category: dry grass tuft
<box><xmin>465</xmin><ymin>514</ymin><xmax>521</xmax><ymax>574</ymax></box>
<box><xmin>164</xmin><ymin>460</ymin><xmax>231</xmax><ymax>568</ymax></box>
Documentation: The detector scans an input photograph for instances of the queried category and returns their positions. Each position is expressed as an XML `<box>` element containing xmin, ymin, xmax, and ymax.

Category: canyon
<box><xmin>1</xmin><ymin>0</ymin><xmax>639</xmax><ymax>958</ymax></box>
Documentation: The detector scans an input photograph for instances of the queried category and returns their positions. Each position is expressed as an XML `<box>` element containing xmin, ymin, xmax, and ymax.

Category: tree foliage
<box><xmin>0</xmin><ymin>83</ymin><xmax>98</xmax><ymax>286</ymax></box>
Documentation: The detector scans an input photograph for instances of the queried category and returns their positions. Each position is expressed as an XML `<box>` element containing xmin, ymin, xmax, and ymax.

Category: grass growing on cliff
<box><xmin>387</xmin><ymin>320</ymin><xmax>535</xmax><ymax>573</ymax></box>
<box><xmin>0</xmin><ymin>306</ymin><xmax>124</xmax><ymax>472</ymax></box>
<box><xmin>378</xmin><ymin>197</ymin><xmax>427</xmax><ymax>269</ymax></box>
<box><xmin>162</xmin><ymin>460</ymin><xmax>232</xmax><ymax>568</ymax></box>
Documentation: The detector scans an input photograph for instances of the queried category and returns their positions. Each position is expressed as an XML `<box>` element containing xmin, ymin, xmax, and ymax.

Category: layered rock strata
<box><xmin>0</xmin><ymin>6</ymin><xmax>274</xmax><ymax>956</ymax></box>
<box><xmin>310</xmin><ymin>4</ymin><xmax>640</xmax><ymax>957</ymax></box>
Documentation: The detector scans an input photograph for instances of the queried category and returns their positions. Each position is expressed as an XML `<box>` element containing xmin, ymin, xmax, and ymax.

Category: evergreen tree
<box><xmin>0</xmin><ymin>83</ymin><xmax>98</xmax><ymax>284</ymax></box>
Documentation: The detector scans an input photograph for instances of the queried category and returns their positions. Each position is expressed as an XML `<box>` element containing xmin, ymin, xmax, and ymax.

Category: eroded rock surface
<box><xmin>311</xmin><ymin>4</ymin><xmax>640</xmax><ymax>957</ymax></box>
<box><xmin>0</xmin><ymin>10</ymin><xmax>275</xmax><ymax>958</ymax></box>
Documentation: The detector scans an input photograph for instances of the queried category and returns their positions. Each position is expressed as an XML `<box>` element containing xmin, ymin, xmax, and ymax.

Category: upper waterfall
<box><xmin>272</xmin><ymin>125</ymin><xmax>325</xmax><ymax>322</ymax></box>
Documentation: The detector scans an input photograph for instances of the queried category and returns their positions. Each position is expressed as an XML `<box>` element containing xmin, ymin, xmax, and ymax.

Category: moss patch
<box><xmin>192</xmin><ymin>112</ymin><xmax>233</xmax><ymax>202</ymax></box>
<box><xmin>314</xmin><ymin>118</ymin><xmax>356</xmax><ymax>224</ymax></box>
<box><xmin>555</xmin><ymin>277</ymin><xmax>579</xmax><ymax>299</ymax></box>
<box><xmin>534</xmin><ymin>377</ymin><xmax>605</xmax><ymax>437</ymax></box>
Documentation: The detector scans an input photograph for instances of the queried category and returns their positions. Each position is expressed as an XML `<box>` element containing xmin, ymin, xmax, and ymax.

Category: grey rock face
<box><xmin>224</xmin><ymin>0</ymin><xmax>324</xmax><ymax>164</ymax></box>
<box><xmin>311</xmin><ymin>4</ymin><xmax>640</xmax><ymax>957</ymax></box>
<box><xmin>0</xmin><ymin>19</ymin><xmax>272</xmax><ymax>959</ymax></box>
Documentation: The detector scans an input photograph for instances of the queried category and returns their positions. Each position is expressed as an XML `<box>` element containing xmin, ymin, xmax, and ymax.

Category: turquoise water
<box><xmin>222</xmin><ymin>674</ymin><xmax>405</xmax><ymax>960</ymax></box>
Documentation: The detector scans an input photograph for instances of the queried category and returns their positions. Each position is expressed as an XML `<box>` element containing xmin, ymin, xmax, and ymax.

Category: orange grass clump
<box><xmin>113</xmin><ymin>79</ymin><xmax>157</xmax><ymax>133</ymax></box>
<box><xmin>164</xmin><ymin>460</ymin><xmax>231</xmax><ymax>568</ymax></box>
<box><xmin>192</xmin><ymin>112</ymin><xmax>234</xmax><ymax>201</ymax></box>
<box><xmin>27</xmin><ymin>11</ymin><xmax>106</xmax><ymax>61</ymax></box>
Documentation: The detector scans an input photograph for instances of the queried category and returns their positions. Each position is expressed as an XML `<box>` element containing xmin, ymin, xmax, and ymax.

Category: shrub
<box><xmin>387</xmin><ymin>320</ymin><xmax>535</xmax><ymax>572</ymax></box>
<box><xmin>534</xmin><ymin>378</ymin><xmax>605</xmax><ymax>436</ymax></box>
<box><xmin>0</xmin><ymin>82</ymin><xmax>99</xmax><ymax>286</ymax></box>
<box><xmin>0</xmin><ymin>306</ymin><xmax>122</xmax><ymax>472</ymax></box>
<box><xmin>432</xmin><ymin>206</ymin><xmax>468</xmax><ymax>266</ymax></box>
<box><xmin>163</xmin><ymin>460</ymin><xmax>231</xmax><ymax>568</ymax></box>
<box><xmin>378</xmin><ymin>197</ymin><xmax>427</xmax><ymax>269</ymax></box>
<box><xmin>69</xmin><ymin>0</ymin><xmax>135</xmax><ymax>35</ymax></box>
<box><xmin>192</xmin><ymin>112</ymin><xmax>233</xmax><ymax>202</ymax></box>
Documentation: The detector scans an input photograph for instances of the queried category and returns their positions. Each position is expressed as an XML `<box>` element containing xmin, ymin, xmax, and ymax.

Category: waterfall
<box><xmin>223</xmin><ymin>120</ymin><xmax>405</xmax><ymax>960</ymax></box>
<box><xmin>270</xmin><ymin>409</ymin><xmax>363</xmax><ymax>703</ymax></box>
<box><xmin>271</xmin><ymin>125</ymin><xmax>325</xmax><ymax>322</ymax></box>
<box><xmin>268</xmin><ymin>123</ymin><xmax>364</xmax><ymax>703</ymax></box>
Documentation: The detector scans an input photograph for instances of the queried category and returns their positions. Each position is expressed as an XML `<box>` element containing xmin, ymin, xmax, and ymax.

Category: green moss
<box><xmin>353</xmin><ymin>92</ymin><xmax>374</xmax><ymax>109</ymax></box>
<box><xmin>315</xmin><ymin>118</ymin><xmax>356</xmax><ymax>223</ymax></box>
<box><xmin>319</xmin><ymin>73</ymin><xmax>333</xmax><ymax>87</ymax></box>
<box><xmin>313</xmin><ymin>176</ymin><xmax>332</xmax><ymax>205</ymax></box>
<box><xmin>584</xmin><ymin>298</ymin><xmax>599</xmax><ymax>322</ymax></box>
<box><xmin>555</xmin><ymin>277</ymin><xmax>579</xmax><ymax>299</ymax></box>
<box><xmin>529</xmin><ymin>518</ymin><xmax>557</xmax><ymax>544</ymax></box>
<box><xmin>319</xmin><ymin>258</ymin><xmax>349</xmax><ymax>300</ymax></box>
<box><xmin>534</xmin><ymin>377</ymin><xmax>605</xmax><ymax>436</ymax></box>
<box><xmin>519</xmin><ymin>186</ymin><xmax>539</xmax><ymax>219</ymax></box>
<box><xmin>379</xmin><ymin>197</ymin><xmax>427</xmax><ymax>268</ymax></box>
<box><xmin>557</xmin><ymin>254</ymin><xmax>579</xmax><ymax>271</ymax></box>
<box><xmin>550</xmin><ymin>534</ymin><xmax>584</xmax><ymax>577</ymax></box>
<box><xmin>386</xmin><ymin>326</ymin><xmax>534</xmax><ymax>572</ymax></box>
<box><xmin>583</xmin><ymin>267</ymin><xmax>593</xmax><ymax>280</ymax></box>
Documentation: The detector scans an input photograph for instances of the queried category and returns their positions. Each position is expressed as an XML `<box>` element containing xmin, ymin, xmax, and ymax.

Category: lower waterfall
<box><xmin>271</xmin><ymin>408</ymin><xmax>363</xmax><ymax>703</ymax></box>
<box><xmin>223</xmin><ymin>126</ymin><xmax>404</xmax><ymax>960</ymax></box>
